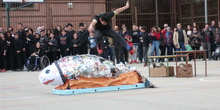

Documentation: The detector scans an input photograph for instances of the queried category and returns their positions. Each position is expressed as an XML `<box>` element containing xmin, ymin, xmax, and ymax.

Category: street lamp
<box><xmin>204</xmin><ymin>0</ymin><xmax>208</xmax><ymax>23</ymax></box>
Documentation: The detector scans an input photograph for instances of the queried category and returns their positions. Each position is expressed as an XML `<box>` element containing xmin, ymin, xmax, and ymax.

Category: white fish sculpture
<box><xmin>39</xmin><ymin>55</ymin><xmax>131</xmax><ymax>86</ymax></box>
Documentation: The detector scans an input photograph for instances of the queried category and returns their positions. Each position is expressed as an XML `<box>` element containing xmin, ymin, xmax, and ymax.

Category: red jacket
<box><xmin>151</xmin><ymin>32</ymin><xmax>161</xmax><ymax>41</ymax></box>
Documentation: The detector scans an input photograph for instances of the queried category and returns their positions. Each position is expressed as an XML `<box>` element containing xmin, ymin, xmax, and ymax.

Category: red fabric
<box><xmin>154</xmin><ymin>32</ymin><xmax>161</xmax><ymax>40</ymax></box>
<box><xmin>205</xmin><ymin>35</ymin><xmax>210</xmax><ymax>42</ymax></box>
<box><xmin>55</xmin><ymin>71</ymin><xmax>143</xmax><ymax>90</ymax></box>
<box><xmin>161</xmin><ymin>29</ymin><xmax>166</xmax><ymax>35</ymax></box>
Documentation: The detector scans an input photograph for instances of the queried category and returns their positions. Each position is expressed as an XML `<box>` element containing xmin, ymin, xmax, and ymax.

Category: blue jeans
<box><xmin>151</xmin><ymin>41</ymin><xmax>160</xmax><ymax>57</ymax></box>
<box><xmin>175</xmin><ymin>42</ymin><xmax>186</xmax><ymax>61</ymax></box>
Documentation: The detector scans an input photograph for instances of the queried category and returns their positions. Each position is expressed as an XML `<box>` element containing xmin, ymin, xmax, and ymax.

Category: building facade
<box><xmin>0</xmin><ymin>0</ymin><xmax>220</xmax><ymax>31</ymax></box>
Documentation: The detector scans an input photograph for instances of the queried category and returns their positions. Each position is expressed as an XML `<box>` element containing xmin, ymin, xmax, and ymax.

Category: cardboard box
<box><xmin>176</xmin><ymin>63</ymin><xmax>193</xmax><ymax>77</ymax></box>
<box><xmin>150</xmin><ymin>66</ymin><xmax>174</xmax><ymax>77</ymax></box>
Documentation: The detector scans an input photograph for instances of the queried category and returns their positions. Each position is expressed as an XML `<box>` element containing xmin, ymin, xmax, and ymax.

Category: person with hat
<box><xmin>78</xmin><ymin>22</ymin><xmax>89</xmax><ymax>54</ymax></box>
<box><xmin>66</xmin><ymin>23</ymin><xmax>76</xmax><ymax>39</ymax></box>
<box><xmin>88</xmin><ymin>1</ymin><xmax>134</xmax><ymax>55</ymax></box>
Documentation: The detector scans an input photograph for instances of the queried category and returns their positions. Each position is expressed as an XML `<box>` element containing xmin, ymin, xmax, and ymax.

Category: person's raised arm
<box><xmin>88</xmin><ymin>19</ymin><xmax>97</xmax><ymax>33</ymax></box>
<box><xmin>114</xmin><ymin>1</ymin><xmax>130</xmax><ymax>15</ymax></box>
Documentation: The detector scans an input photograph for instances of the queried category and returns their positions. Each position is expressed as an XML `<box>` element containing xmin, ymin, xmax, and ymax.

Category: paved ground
<box><xmin>0</xmin><ymin>60</ymin><xmax>220</xmax><ymax>110</ymax></box>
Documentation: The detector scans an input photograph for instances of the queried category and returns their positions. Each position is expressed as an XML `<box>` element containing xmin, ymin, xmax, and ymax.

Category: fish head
<box><xmin>39</xmin><ymin>63</ymin><xmax>64</xmax><ymax>86</ymax></box>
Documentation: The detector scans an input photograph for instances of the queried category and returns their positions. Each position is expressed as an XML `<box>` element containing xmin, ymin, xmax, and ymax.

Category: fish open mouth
<box><xmin>43</xmin><ymin>79</ymin><xmax>55</xmax><ymax>85</ymax></box>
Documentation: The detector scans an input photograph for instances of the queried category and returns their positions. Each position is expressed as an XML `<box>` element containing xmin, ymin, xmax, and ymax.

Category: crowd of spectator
<box><xmin>0</xmin><ymin>21</ymin><xmax>220</xmax><ymax>72</ymax></box>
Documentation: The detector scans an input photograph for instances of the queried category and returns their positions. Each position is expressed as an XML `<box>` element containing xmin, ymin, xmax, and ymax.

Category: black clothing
<box><xmin>130</xmin><ymin>30</ymin><xmax>140</xmax><ymax>43</ymax></box>
<box><xmin>115</xmin><ymin>44</ymin><xmax>126</xmax><ymax>64</ymax></box>
<box><xmin>17</xmin><ymin>29</ymin><xmax>27</xmax><ymax>49</ymax></box>
<box><xmin>201</xmin><ymin>29</ymin><xmax>214</xmax><ymax>42</ymax></box>
<box><xmin>34</xmin><ymin>48</ymin><xmax>43</xmax><ymax>57</ymax></box>
<box><xmin>27</xmin><ymin>34</ymin><xmax>36</xmax><ymax>57</ymax></box>
<box><xmin>78</xmin><ymin>30</ymin><xmax>89</xmax><ymax>54</ymax></box>
<box><xmin>71</xmin><ymin>38</ymin><xmax>80</xmax><ymax>55</ymax></box>
<box><xmin>0</xmin><ymin>39</ymin><xmax>8</xmax><ymax>53</ymax></box>
<box><xmin>14</xmin><ymin>38</ymin><xmax>23</xmax><ymax>69</ymax></box>
<box><xmin>48</xmin><ymin>38</ymin><xmax>58</xmax><ymax>62</ymax></box>
<box><xmin>95</xmin><ymin>29</ymin><xmax>127</xmax><ymax>49</ymax></box>
<box><xmin>39</xmin><ymin>36</ymin><xmax>49</xmax><ymax>55</ymax></box>
<box><xmin>14</xmin><ymin>38</ymin><xmax>23</xmax><ymax>52</ymax></box>
<box><xmin>90</xmin><ymin>47</ymin><xmax>97</xmax><ymax>55</ymax></box>
<box><xmin>28</xmin><ymin>48</ymin><xmax>43</xmax><ymax>69</ymax></box>
<box><xmin>15</xmin><ymin>52</ymin><xmax>22</xmax><ymax>69</ymax></box>
<box><xmin>58</xmin><ymin>35</ymin><xmax>70</xmax><ymax>49</ymax></box>
<box><xmin>138</xmin><ymin>42</ymin><xmax>143</xmax><ymax>63</ymax></box>
<box><xmin>101</xmin><ymin>37</ymin><xmax>109</xmax><ymax>59</ymax></box>
<box><xmin>210</xmin><ymin>26</ymin><xmax>216</xmax><ymax>34</ymax></box>
<box><xmin>142</xmin><ymin>32</ymin><xmax>151</xmax><ymax>63</ymax></box>
<box><xmin>94</xmin><ymin>12</ymin><xmax>115</xmax><ymax>30</ymax></box>
<box><xmin>94</xmin><ymin>12</ymin><xmax>128</xmax><ymax>52</ymax></box>
<box><xmin>142</xmin><ymin>32</ymin><xmax>151</xmax><ymax>47</ymax></box>
<box><xmin>0</xmin><ymin>39</ymin><xmax>8</xmax><ymax>69</ymax></box>
<box><xmin>48</xmin><ymin>38</ymin><xmax>58</xmax><ymax>52</ymax></box>
<box><xmin>58</xmin><ymin>35</ymin><xmax>70</xmax><ymax>57</ymax></box>
<box><xmin>6</xmin><ymin>37</ymin><xmax>15</xmax><ymax>70</ymax></box>
<box><xmin>178</xmin><ymin>29</ymin><xmax>184</xmax><ymax>42</ymax></box>
<box><xmin>66</xmin><ymin>30</ymin><xmax>76</xmax><ymax>40</ymax></box>
<box><xmin>48</xmin><ymin>51</ymin><xmax>57</xmax><ymax>63</ymax></box>
<box><xmin>17</xmin><ymin>29</ymin><xmax>27</xmax><ymax>67</ymax></box>
<box><xmin>189</xmin><ymin>32</ymin><xmax>202</xmax><ymax>48</ymax></box>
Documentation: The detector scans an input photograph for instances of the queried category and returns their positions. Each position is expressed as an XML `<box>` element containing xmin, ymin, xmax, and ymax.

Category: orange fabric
<box><xmin>55</xmin><ymin>71</ymin><xmax>143</xmax><ymax>90</ymax></box>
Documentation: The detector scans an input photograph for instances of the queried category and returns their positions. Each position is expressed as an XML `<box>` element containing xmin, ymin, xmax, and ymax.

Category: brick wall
<box><xmin>1</xmin><ymin>0</ymin><xmax>106</xmax><ymax>32</ymax></box>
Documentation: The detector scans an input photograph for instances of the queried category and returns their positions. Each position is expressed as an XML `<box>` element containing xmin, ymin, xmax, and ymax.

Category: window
<box><xmin>1</xmin><ymin>3</ymin><xmax>34</xmax><ymax>9</ymax></box>
<box><xmin>181</xmin><ymin>4</ymin><xmax>191</xmax><ymax>17</ymax></box>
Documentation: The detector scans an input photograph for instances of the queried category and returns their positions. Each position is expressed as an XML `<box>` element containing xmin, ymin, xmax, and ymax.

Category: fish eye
<box><xmin>45</xmin><ymin>70</ymin><xmax>50</xmax><ymax>74</ymax></box>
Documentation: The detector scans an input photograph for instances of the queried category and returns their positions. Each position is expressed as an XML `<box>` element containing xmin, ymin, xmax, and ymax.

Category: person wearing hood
<box><xmin>164</xmin><ymin>27</ymin><xmax>174</xmax><ymax>61</ymax></box>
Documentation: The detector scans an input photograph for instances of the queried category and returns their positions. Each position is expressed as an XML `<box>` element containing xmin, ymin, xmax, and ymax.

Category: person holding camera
<box><xmin>201</xmin><ymin>24</ymin><xmax>214</xmax><ymax>60</ymax></box>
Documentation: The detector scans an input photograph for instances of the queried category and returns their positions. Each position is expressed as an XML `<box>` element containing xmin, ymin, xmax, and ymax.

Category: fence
<box><xmin>0</xmin><ymin>0</ymin><xmax>220</xmax><ymax>32</ymax></box>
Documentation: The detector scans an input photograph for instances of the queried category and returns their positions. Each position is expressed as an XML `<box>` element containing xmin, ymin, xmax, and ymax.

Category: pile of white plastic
<box><xmin>56</xmin><ymin>55</ymin><xmax>132</xmax><ymax>80</ymax></box>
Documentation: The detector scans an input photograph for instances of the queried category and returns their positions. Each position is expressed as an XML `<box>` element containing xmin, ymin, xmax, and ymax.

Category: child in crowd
<box><xmin>88</xmin><ymin>31</ymin><xmax>97</xmax><ymax>55</ymax></box>
<box><xmin>58</xmin><ymin>30</ymin><xmax>70</xmax><ymax>57</ymax></box>
<box><xmin>48</xmin><ymin>33</ymin><xmax>58</xmax><ymax>63</ymax></box>
<box><xmin>71</xmin><ymin>33</ymin><xmax>80</xmax><ymax>55</ymax></box>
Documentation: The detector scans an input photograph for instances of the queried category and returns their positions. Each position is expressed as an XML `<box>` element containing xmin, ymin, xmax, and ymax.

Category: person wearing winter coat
<box><xmin>0</xmin><ymin>32</ymin><xmax>8</xmax><ymax>72</ymax></box>
<box><xmin>201</xmin><ymin>24</ymin><xmax>214</xmax><ymax>60</ymax></box>
<box><xmin>14</xmin><ymin>33</ymin><xmax>23</xmax><ymax>71</ymax></box>
<box><xmin>48</xmin><ymin>33</ymin><xmax>58</xmax><ymax>63</ymax></box>
<box><xmin>173</xmin><ymin>23</ymin><xmax>188</xmax><ymax>61</ymax></box>
<box><xmin>5</xmin><ymin>31</ymin><xmax>15</xmax><ymax>70</ymax></box>
<box><xmin>189</xmin><ymin>28</ymin><xmax>202</xmax><ymax>60</ymax></box>
<box><xmin>141</xmin><ymin>26</ymin><xmax>151</xmax><ymax>67</ymax></box>
<box><xmin>78</xmin><ymin>23</ymin><xmax>89</xmax><ymax>54</ymax></box>
<box><xmin>161</xmin><ymin>27</ymin><xmax>174</xmax><ymax>61</ymax></box>
<box><xmin>150</xmin><ymin>26</ymin><xmax>161</xmax><ymax>62</ymax></box>
<box><xmin>26</xmin><ymin>28</ymin><xmax>36</xmax><ymax>57</ymax></box>
<box><xmin>57</xmin><ymin>30</ymin><xmax>70</xmax><ymax>57</ymax></box>
<box><xmin>189</xmin><ymin>28</ymin><xmax>202</xmax><ymax>50</ymax></box>
<box><xmin>71</xmin><ymin>33</ymin><xmax>80</xmax><ymax>55</ymax></box>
